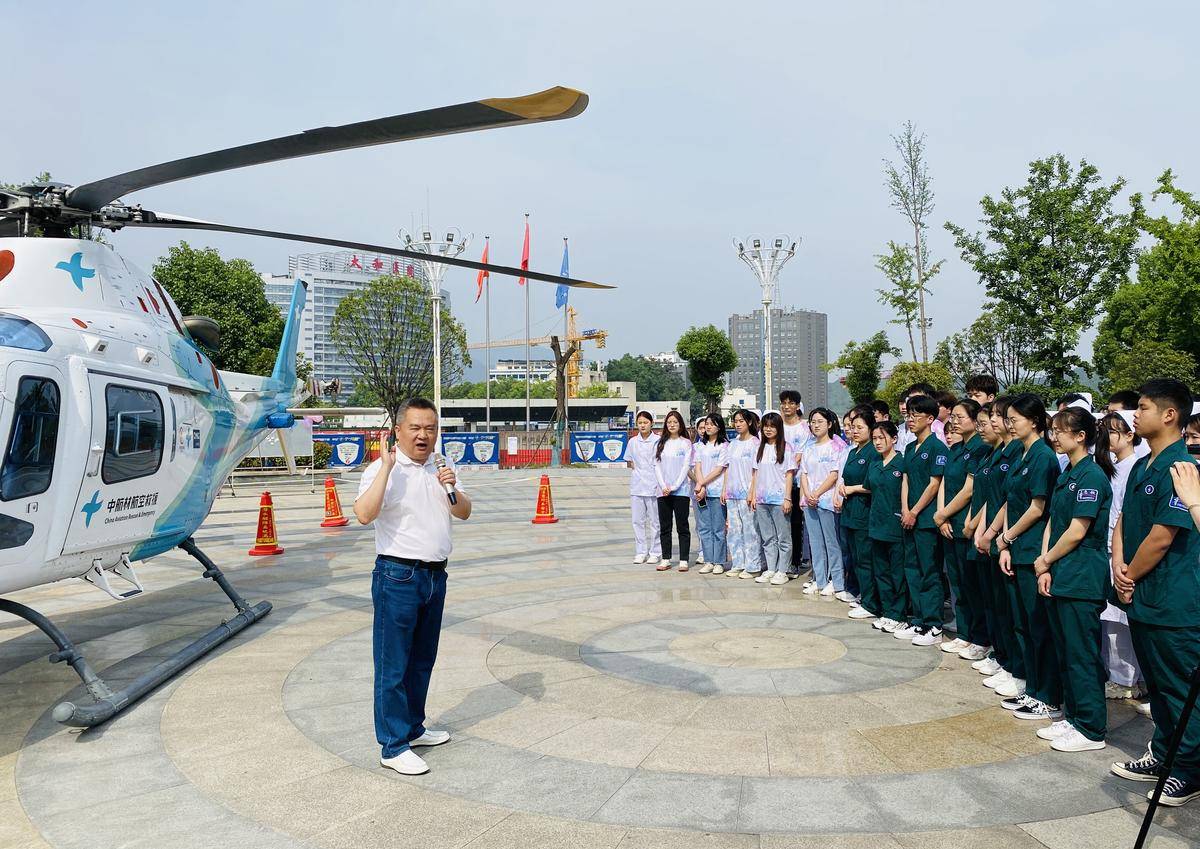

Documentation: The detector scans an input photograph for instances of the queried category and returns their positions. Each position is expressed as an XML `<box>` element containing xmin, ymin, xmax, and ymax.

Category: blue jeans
<box><xmin>372</xmin><ymin>557</ymin><xmax>447</xmax><ymax>758</ymax></box>
<box><xmin>803</xmin><ymin>506</ymin><xmax>844</xmax><ymax>591</ymax></box>
<box><xmin>727</xmin><ymin>499</ymin><xmax>760</xmax><ymax>573</ymax></box>
<box><xmin>695</xmin><ymin>498</ymin><xmax>728</xmax><ymax>565</ymax></box>
<box><xmin>755</xmin><ymin>503</ymin><xmax>791</xmax><ymax>573</ymax></box>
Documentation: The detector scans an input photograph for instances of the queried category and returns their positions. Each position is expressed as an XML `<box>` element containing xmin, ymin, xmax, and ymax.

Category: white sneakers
<box><xmin>911</xmin><ymin>627</ymin><xmax>943</xmax><ymax>646</ymax></box>
<box><xmin>770</xmin><ymin>572</ymin><xmax>789</xmax><ymax>586</ymax></box>
<box><xmin>892</xmin><ymin>623</ymin><xmax>920</xmax><ymax>640</ymax></box>
<box><xmin>975</xmin><ymin>657</ymin><xmax>1002</xmax><ymax>675</ymax></box>
<box><xmin>1051</xmin><ymin>727</ymin><xmax>1106</xmax><ymax>752</ymax></box>
<box><xmin>941</xmin><ymin>637</ymin><xmax>968</xmax><ymax>654</ymax></box>
<box><xmin>802</xmin><ymin>583</ymin><xmax>819</xmax><ymax>595</ymax></box>
<box><xmin>698</xmin><ymin>563</ymin><xmax>714</xmax><ymax>574</ymax></box>
<box><xmin>834</xmin><ymin>590</ymin><xmax>857</xmax><ymax>603</ymax></box>
<box><xmin>959</xmin><ymin>644</ymin><xmax>990</xmax><ymax>662</ymax></box>
<box><xmin>995</xmin><ymin>676</ymin><xmax>1027</xmax><ymax>699</ymax></box>
<box><xmin>409</xmin><ymin>729</ymin><xmax>450</xmax><ymax>747</ymax></box>
<box><xmin>848</xmin><ymin>606</ymin><xmax>876</xmax><ymax>620</ymax></box>
<box><xmin>740</xmin><ymin>570</ymin><xmax>759</xmax><ymax>580</ymax></box>
<box><xmin>983</xmin><ymin>670</ymin><xmax>1010</xmax><ymax>690</ymax></box>
<box><xmin>727</xmin><ymin>567</ymin><xmax>743</xmax><ymax>577</ymax></box>
<box><xmin>1036</xmin><ymin>720</ymin><xmax>1072</xmax><ymax>741</ymax></box>
<box><xmin>712</xmin><ymin>565</ymin><xmax>726</xmax><ymax>575</ymax></box>
<box><xmin>646</xmin><ymin>555</ymin><xmax>661</xmax><ymax>565</ymax></box>
<box><xmin>755</xmin><ymin>572</ymin><xmax>771</xmax><ymax>584</ymax></box>
<box><xmin>633</xmin><ymin>553</ymin><xmax>647</xmax><ymax>564</ymax></box>
<box><xmin>380</xmin><ymin>750</ymin><xmax>429</xmax><ymax>775</ymax></box>
<box><xmin>881</xmin><ymin>619</ymin><xmax>904</xmax><ymax>633</ymax></box>
<box><xmin>819</xmin><ymin>582</ymin><xmax>836</xmax><ymax>597</ymax></box>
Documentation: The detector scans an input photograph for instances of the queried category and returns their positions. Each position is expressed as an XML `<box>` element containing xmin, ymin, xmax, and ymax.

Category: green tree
<box><xmin>884</xmin><ymin>121</ymin><xmax>942</xmax><ymax>361</ymax></box>
<box><xmin>935</xmin><ymin>305</ymin><xmax>1040</xmax><ymax>391</ymax></box>
<box><xmin>825</xmin><ymin>331</ymin><xmax>899</xmax><ymax>403</ymax></box>
<box><xmin>577</xmin><ymin>382</ymin><xmax>617</xmax><ymax>398</ymax></box>
<box><xmin>677</xmin><ymin>326</ymin><xmax>738</xmax><ymax>414</ymax></box>
<box><xmin>946</xmin><ymin>154</ymin><xmax>1141</xmax><ymax>391</ymax></box>
<box><xmin>604</xmin><ymin>354</ymin><xmax>689</xmax><ymax>401</ymax></box>
<box><xmin>1094</xmin><ymin>170</ymin><xmax>1200</xmax><ymax>383</ymax></box>
<box><xmin>330</xmin><ymin>274</ymin><xmax>470</xmax><ymax>425</ymax></box>
<box><xmin>153</xmin><ymin>242</ymin><xmax>284</xmax><ymax>374</ymax></box>
<box><xmin>879</xmin><ymin>361</ymin><xmax>953</xmax><ymax>415</ymax></box>
<box><xmin>1103</xmin><ymin>340</ymin><xmax>1196</xmax><ymax>396</ymax></box>
<box><xmin>875</xmin><ymin>242</ymin><xmax>936</xmax><ymax>361</ymax></box>
<box><xmin>346</xmin><ymin>382</ymin><xmax>382</xmax><ymax>406</ymax></box>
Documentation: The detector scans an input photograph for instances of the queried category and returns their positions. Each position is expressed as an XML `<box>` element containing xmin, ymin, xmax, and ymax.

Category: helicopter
<box><xmin>0</xmin><ymin>85</ymin><xmax>611</xmax><ymax>727</ymax></box>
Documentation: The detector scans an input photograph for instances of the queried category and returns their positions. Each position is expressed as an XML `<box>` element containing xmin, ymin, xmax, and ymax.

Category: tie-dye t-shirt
<box><xmin>725</xmin><ymin>436</ymin><xmax>760</xmax><ymax>501</ymax></box>
<box><xmin>753</xmin><ymin>442</ymin><xmax>799</xmax><ymax>505</ymax></box>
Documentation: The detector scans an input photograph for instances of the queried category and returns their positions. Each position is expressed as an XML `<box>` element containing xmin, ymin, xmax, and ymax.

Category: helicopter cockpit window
<box><xmin>0</xmin><ymin>315</ymin><xmax>52</xmax><ymax>353</ymax></box>
<box><xmin>102</xmin><ymin>386</ymin><xmax>164</xmax><ymax>484</ymax></box>
<box><xmin>0</xmin><ymin>377</ymin><xmax>61</xmax><ymax>501</ymax></box>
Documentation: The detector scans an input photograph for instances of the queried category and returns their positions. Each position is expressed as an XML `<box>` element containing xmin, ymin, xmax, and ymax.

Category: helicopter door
<box><xmin>0</xmin><ymin>362</ymin><xmax>66</xmax><ymax>574</ymax></box>
<box><xmin>64</xmin><ymin>376</ymin><xmax>168</xmax><ymax>554</ymax></box>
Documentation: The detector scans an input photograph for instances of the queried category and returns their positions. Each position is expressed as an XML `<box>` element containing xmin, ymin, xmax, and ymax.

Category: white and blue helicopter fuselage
<box><xmin>0</xmin><ymin>237</ymin><xmax>304</xmax><ymax>599</ymax></box>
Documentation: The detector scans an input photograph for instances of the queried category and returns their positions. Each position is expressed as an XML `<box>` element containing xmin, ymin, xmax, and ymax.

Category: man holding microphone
<box><xmin>354</xmin><ymin>397</ymin><xmax>472</xmax><ymax>776</ymax></box>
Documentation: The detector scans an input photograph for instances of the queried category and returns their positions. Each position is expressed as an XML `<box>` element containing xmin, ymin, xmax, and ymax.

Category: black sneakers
<box><xmin>1111</xmin><ymin>750</ymin><xmax>1166</xmax><ymax>782</ymax></box>
<box><xmin>1153</xmin><ymin>776</ymin><xmax>1200</xmax><ymax>807</ymax></box>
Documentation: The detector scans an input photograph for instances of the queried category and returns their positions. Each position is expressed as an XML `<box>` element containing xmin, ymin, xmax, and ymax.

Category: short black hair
<box><xmin>906</xmin><ymin>394</ymin><xmax>939</xmax><ymax>418</ymax></box>
<box><xmin>965</xmin><ymin>374</ymin><xmax>1000</xmax><ymax>397</ymax></box>
<box><xmin>1108</xmin><ymin>390</ymin><xmax>1140</xmax><ymax>410</ymax></box>
<box><xmin>778</xmin><ymin>389</ymin><xmax>802</xmax><ymax>405</ymax></box>
<box><xmin>1139</xmin><ymin>378</ymin><xmax>1193</xmax><ymax>426</ymax></box>
<box><xmin>870</xmin><ymin>399</ymin><xmax>890</xmax><ymax>418</ymax></box>
<box><xmin>935</xmin><ymin>391</ymin><xmax>958</xmax><ymax>410</ymax></box>
<box><xmin>905</xmin><ymin>382</ymin><xmax>937</xmax><ymax>399</ymax></box>
<box><xmin>397</xmin><ymin>397</ymin><xmax>437</xmax><ymax>421</ymax></box>
<box><xmin>871</xmin><ymin>420</ymin><xmax>899</xmax><ymax>439</ymax></box>
<box><xmin>1057</xmin><ymin>392</ymin><xmax>1087</xmax><ymax>408</ymax></box>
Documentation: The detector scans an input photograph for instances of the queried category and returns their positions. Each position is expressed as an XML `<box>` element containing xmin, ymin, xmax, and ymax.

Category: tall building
<box><xmin>263</xmin><ymin>251</ymin><xmax>445</xmax><ymax>400</ymax></box>
<box><xmin>489</xmin><ymin>359</ymin><xmax>555</xmax><ymax>382</ymax></box>
<box><xmin>728</xmin><ymin>307</ymin><xmax>828</xmax><ymax>410</ymax></box>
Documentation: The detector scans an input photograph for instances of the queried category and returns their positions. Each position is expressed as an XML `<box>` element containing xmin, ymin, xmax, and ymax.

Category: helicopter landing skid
<box><xmin>0</xmin><ymin>536</ymin><xmax>271</xmax><ymax>727</ymax></box>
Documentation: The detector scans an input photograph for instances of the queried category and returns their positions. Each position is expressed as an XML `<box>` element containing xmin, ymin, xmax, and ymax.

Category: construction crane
<box><xmin>468</xmin><ymin>306</ymin><xmax>607</xmax><ymax>397</ymax></box>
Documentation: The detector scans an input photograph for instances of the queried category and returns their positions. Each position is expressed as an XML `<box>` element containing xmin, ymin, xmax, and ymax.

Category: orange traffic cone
<box><xmin>248</xmin><ymin>490</ymin><xmax>285</xmax><ymax>555</ymax></box>
<box><xmin>531</xmin><ymin>474</ymin><xmax>559</xmax><ymax>524</ymax></box>
<box><xmin>320</xmin><ymin>477</ymin><xmax>350</xmax><ymax>528</ymax></box>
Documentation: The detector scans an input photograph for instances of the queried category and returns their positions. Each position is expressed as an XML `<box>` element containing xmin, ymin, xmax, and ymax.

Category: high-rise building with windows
<box><xmin>263</xmin><ymin>251</ymin><xmax>445</xmax><ymax>400</ymax></box>
<box><xmin>728</xmin><ymin>307</ymin><xmax>828</xmax><ymax>410</ymax></box>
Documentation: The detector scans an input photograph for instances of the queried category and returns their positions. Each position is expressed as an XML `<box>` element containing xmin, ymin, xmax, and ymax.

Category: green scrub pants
<box><xmin>959</xmin><ymin>546</ymin><xmax>991</xmax><ymax>647</ymax></box>
<box><xmin>1048</xmin><ymin>596</ymin><xmax>1107</xmax><ymax>741</ymax></box>
<box><xmin>903</xmin><ymin>528</ymin><xmax>944</xmax><ymax>630</ymax></box>
<box><xmin>847</xmin><ymin>527</ymin><xmax>877</xmax><ymax>616</ymax></box>
<box><xmin>995</xmin><ymin>557</ymin><xmax>1026</xmax><ymax>679</ymax></box>
<box><xmin>943</xmin><ymin>536</ymin><xmax>974</xmax><ymax>641</ymax></box>
<box><xmin>1130</xmin><ymin>621</ymin><xmax>1200</xmax><ymax>782</ymax></box>
<box><xmin>1013</xmin><ymin>565</ymin><xmax>1062</xmax><ymax>706</ymax></box>
<box><xmin>872</xmin><ymin>538</ymin><xmax>907</xmax><ymax>622</ymax></box>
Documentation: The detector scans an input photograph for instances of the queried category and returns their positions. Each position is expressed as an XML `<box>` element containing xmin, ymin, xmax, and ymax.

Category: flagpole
<box><xmin>524</xmin><ymin>213</ymin><xmax>531</xmax><ymax>433</ymax></box>
<box><xmin>484</xmin><ymin>237</ymin><xmax>492</xmax><ymax>432</ymax></box>
<box><xmin>562</xmin><ymin>236</ymin><xmax>569</xmax><ymax>447</ymax></box>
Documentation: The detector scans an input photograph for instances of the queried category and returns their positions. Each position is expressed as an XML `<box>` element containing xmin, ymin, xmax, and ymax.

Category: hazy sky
<box><xmin>5</xmin><ymin>2</ymin><xmax>1198</xmax><ymax>380</ymax></box>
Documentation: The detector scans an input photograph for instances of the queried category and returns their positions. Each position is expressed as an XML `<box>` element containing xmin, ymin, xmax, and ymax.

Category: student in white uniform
<box><xmin>750</xmin><ymin>411</ymin><xmax>798</xmax><ymax>585</ymax></box>
<box><xmin>654</xmin><ymin>410</ymin><xmax>695</xmax><ymax>571</ymax></box>
<box><xmin>801</xmin><ymin>408</ymin><xmax>851</xmax><ymax>599</ymax></box>
<box><xmin>623</xmin><ymin>410</ymin><xmax>661</xmax><ymax>565</ymax></box>
<box><xmin>723</xmin><ymin>410</ymin><xmax>762</xmax><ymax>578</ymax></box>
<box><xmin>780</xmin><ymin>390</ymin><xmax>812</xmax><ymax>576</ymax></box>
<box><xmin>693</xmin><ymin>413</ymin><xmax>730</xmax><ymax>574</ymax></box>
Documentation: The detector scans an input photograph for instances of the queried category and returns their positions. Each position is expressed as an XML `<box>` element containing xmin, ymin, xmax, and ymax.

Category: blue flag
<box><xmin>555</xmin><ymin>241</ymin><xmax>569</xmax><ymax>309</ymax></box>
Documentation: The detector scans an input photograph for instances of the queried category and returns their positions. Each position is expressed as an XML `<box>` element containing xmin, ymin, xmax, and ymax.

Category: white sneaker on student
<box><xmin>755</xmin><ymin>572</ymin><xmax>771</xmax><ymax>584</ymax></box>
<box><xmin>409</xmin><ymin>729</ymin><xmax>451</xmax><ymax>747</ymax></box>
<box><xmin>834</xmin><ymin>590</ymin><xmax>857</xmax><ymax>603</ymax></box>
<box><xmin>1036</xmin><ymin>720</ymin><xmax>1073</xmax><ymax>741</ymax></box>
<box><xmin>646</xmin><ymin>555</ymin><xmax>661</xmax><ymax>565</ymax></box>
<box><xmin>882</xmin><ymin>619</ymin><xmax>904</xmax><ymax>633</ymax></box>
<box><xmin>848</xmin><ymin>606</ymin><xmax>876</xmax><ymax>619</ymax></box>
<box><xmin>380</xmin><ymin>750</ymin><xmax>429</xmax><ymax>775</ymax></box>
<box><xmin>802</xmin><ymin>580</ymin><xmax>815</xmax><ymax>590</ymax></box>
<box><xmin>712</xmin><ymin>565</ymin><xmax>725</xmax><ymax>574</ymax></box>
<box><xmin>983</xmin><ymin>670</ymin><xmax>1011</xmax><ymax>690</ymax></box>
<box><xmin>741</xmin><ymin>570</ymin><xmax>760</xmax><ymax>580</ymax></box>
<box><xmin>995</xmin><ymin>676</ymin><xmax>1027</xmax><ymax>699</ymax></box>
<box><xmin>1051</xmin><ymin>728</ymin><xmax>1106</xmax><ymax>753</ymax></box>
<box><xmin>633</xmin><ymin>553</ymin><xmax>647</xmax><ymax>564</ymax></box>
<box><xmin>872</xmin><ymin>617</ymin><xmax>891</xmax><ymax>630</ymax></box>
<box><xmin>940</xmin><ymin>637</ymin><xmax>968</xmax><ymax>654</ymax></box>
<box><xmin>802</xmin><ymin>583</ymin><xmax>819</xmax><ymax>595</ymax></box>
<box><xmin>820</xmin><ymin>582</ymin><xmax>836</xmax><ymax>597</ymax></box>
<box><xmin>892</xmin><ymin>623</ymin><xmax>920</xmax><ymax>640</ymax></box>
<box><xmin>726</xmin><ymin>567</ymin><xmax>743</xmax><ymax>577</ymax></box>
<box><xmin>960</xmin><ymin>644</ymin><xmax>990</xmax><ymax>662</ymax></box>
<box><xmin>696</xmin><ymin>552</ymin><xmax>705</xmax><ymax>564</ymax></box>
<box><xmin>1136</xmin><ymin>701</ymin><xmax>1153</xmax><ymax>717</ymax></box>
<box><xmin>770</xmin><ymin>572</ymin><xmax>789</xmax><ymax>586</ymax></box>
<box><xmin>911</xmin><ymin>627</ymin><xmax>943</xmax><ymax>646</ymax></box>
<box><xmin>976</xmin><ymin>657</ymin><xmax>1002</xmax><ymax>676</ymax></box>
<box><xmin>698</xmin><ymin>563</ymin><xmax>714</xmax><ymax>574</ymax></box>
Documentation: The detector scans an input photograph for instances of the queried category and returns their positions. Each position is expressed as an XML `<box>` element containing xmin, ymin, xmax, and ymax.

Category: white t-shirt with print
<box><xmin>694</xmin><ymin>441</ymin><xmax>729</xmax><ymax>497</ymax></box>
<box><xmin>753</xmin><ymin>443</ymin><xmax>799</xmax><ymax>505</ymax></box>
<box><xmin>654</xmin><ymin>437</ymin><xmax>694</xmax><ymax>497</ymax></box>
<box><xmin>801</xmin><ymin>437</ymin><xmax>848</xmax><ymax>511</ymax></box>
<box><xmin>725</xmin><ymin>436</ymin><xmax>760</xmax><ymax>501</ymax></box>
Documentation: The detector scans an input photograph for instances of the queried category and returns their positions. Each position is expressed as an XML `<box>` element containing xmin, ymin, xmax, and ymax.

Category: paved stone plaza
<box><xmin>2</xmin><ymin>468</ymin><xmax>1199</xmax><ymax>848</ymax></box>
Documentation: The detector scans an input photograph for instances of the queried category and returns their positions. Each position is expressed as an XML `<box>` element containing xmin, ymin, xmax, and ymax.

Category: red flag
<box><xmin>518</xmin><ymin>216</ymin><xmax>530</xmax><ymax>286</ymax></box>
<box><xmin>474</xmin><ymin>238</ymin><xmax>490</xmax><ymax>303</ymax></box>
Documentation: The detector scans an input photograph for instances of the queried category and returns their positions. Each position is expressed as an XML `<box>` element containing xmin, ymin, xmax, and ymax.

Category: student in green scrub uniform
<box><xmin>899</xmin><ymin>395</ymin><xmax>951</xmax><ymax>645</ymax></box>
<box><xmin>838</xmin><ymin>405</ymin><xmax>881</xmax><ymax>620</ymax></box>
<box><xmin>935</xmin><ymin>399</ymin><xmax>984</xmax><ymax>656</ymax></box>
<box><xmin>994</xmin><ymin>393</ymin><xmax>1063</xmax><ymax>720</ymax></box>
<box><xmin>1035</xmin><ymin>407</ymin><xmax>1115</xmax><ymax>752</ymax></box>
<box><xmin>978</xmin><ymin>396</ymin><xmax>1029</xmax><ymax>696</ymax></box>
<box><xmin>963</xmin><ymin>404</ymin><xmax>1000</xmax><ymax>664</ymax></box>
<box><xmin>1109</xmin><ymin>379</ymin><xmax>1200</xmax><ymax>807</ymax></box>
<box><xmin>866</xmin><ymin>421</ymin><xmax>908</xmax><ymax>632</ymax></box>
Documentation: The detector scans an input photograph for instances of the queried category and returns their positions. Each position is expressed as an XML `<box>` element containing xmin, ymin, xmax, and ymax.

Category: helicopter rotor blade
<box><xmin>121</xmin><ymin>213</ymin><xmax>615</xmax><ymax>290</ymax></box>
<box><xmin>66</xmin><ymin>87</ymin><xmax>588</xmax><ymax>212</ymax></box>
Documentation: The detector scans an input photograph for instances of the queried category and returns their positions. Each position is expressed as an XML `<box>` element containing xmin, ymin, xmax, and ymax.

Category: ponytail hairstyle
<box><xmin>1008</xmin><ymin>393</ymin><xmax>1052</xmax><ymax>447</ymax></box>
<box><xmin>732</xmin><ymin>408</ymin><xmax>759</xmax><ymax>438</ymax></box>
<box><xmin>656</xmin><ymin>410</ymin><xmax>687</xmax><ymax>460</ymax></box>
<box><xmin>706</xmin><ymin>412</ymin><xmax>728</xmax><ymax>445</ymax></box>
<box><xmin>1101</xmin><ymin>410</ymin><xmax>1142</xmax><ymax>458</ymax></box>
<box><xmin>1052</xmin><ymin>407</ymin><xmax>1115</xmax><ymax>479</ymax></box>
<box><xmin>757</xmin><ymin>411</ymin><xmax>787</xmax><ymax>465</ymax></box>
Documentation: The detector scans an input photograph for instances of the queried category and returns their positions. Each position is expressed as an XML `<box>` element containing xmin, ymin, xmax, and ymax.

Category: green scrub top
<box><xmin>1047</xmin><ymin>454</ymin><xmax>1112</xmax><ymax>601</ymax></box>
<box><xmin>1004</xmin><ymin>438</ymin><xmax>1060</xmax><ymax>564</ymax></box>
<box><xmin>903</xmin><ymin>434</ymin><xmax>950</xmax><ymax>528</ymax></box>
<box><xmin>1118</xmin><ymin>439</ymin><xmax>1200</xmax><ymax>626</ymax></box>
<box><xmin>969</xmin><ymin>442</ymin><xmax>996</xmax><ymax>523</ymax></box>
<box><xmin>943</xmin><ymin>433</ymin><xmax>984</xmax><ymax>535</ymax></box>
<box><xmin>867</xmin><ymin>453</ymin><xmax>906</xmax><ymax>543</ymax></box>
<box><xmin>840</xmin><ymin>442</ymin><xmax>880</xmax><ymax>530</ymax></box>
<box><xmin>985</xmin><ymin>440</ymin><xmax>1022</xmax><ymax>556</ymax></box>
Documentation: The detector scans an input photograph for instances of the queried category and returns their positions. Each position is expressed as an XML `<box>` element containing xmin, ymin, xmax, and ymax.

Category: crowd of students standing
<box><xmin>623</xmin><ymin>376</ymin><xmax>1200</xmax><ymax>807</ymax></box>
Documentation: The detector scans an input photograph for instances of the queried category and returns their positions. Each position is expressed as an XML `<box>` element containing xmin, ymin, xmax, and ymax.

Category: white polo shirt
<box><xmin>356</xmin><ymin>450</ymin><xmax>464</xmax><ymax>562</ymax></box>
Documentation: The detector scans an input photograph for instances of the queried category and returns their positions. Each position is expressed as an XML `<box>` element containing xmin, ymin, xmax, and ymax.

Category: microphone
<box><xmin>432</xmin><ymin>453</ymin><xmax>458</xmax><ymax>505</ymax></box>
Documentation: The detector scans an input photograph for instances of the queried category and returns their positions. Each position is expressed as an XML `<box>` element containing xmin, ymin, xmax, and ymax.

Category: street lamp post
<box><xmin>399</xmin><ymin>228</ymin><xmax>471</xmax><ymax>415</ymax></box>
<box><xmin>733</xmin><ymin>235</ymin><xmax>799</xmax><ymax>406</ymax></box>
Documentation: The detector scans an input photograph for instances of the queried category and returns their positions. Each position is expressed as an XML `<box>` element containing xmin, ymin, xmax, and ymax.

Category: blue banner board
<box><xmin>441</xmin><ymin>432</ymin><xmax>500</xmax><ymax>466</ymax></box>
<box><xmin>570</xmin><ymin>431</ymin><xmax>629</xmax><ymax>464</ymax></box>
<box><xmin>313</xmin><ymin>433</ymin><xmax>365</xmax><ymax>467</ymax></box>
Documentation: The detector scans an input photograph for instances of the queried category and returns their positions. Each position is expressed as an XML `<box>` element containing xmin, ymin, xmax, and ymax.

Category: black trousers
<box><xmin>789</xmin><ymin>485</ymin><xmax>807</xmax><ymax>568</ymax></box>
<box><xmin>657</xmin><ymin>495</ymin><xmax>691</xmax><ymax>562</ymax></box>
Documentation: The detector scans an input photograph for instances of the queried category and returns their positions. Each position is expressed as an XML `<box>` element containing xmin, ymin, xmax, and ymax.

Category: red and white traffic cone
<box><xmin>248</xmin><ymin>491</ymin><xmax>285</xmax><ymax>555</ymax></box>
<box><xmin>531</xmin><ymin>474</ymin><xmax>559</xmax><ymax>524</ymax></box>
<box><xmin>320</xmin><ymin>477</ymin><xmax>350</xmax><ymax>528</ymax></box>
